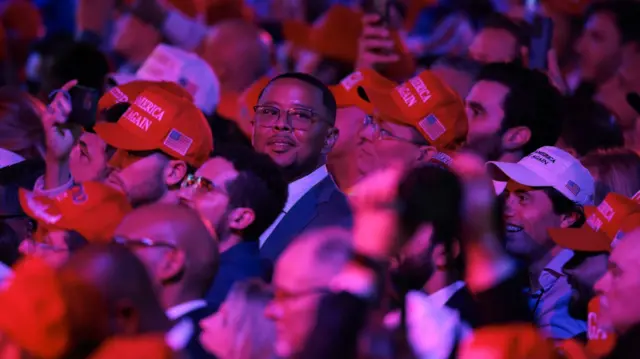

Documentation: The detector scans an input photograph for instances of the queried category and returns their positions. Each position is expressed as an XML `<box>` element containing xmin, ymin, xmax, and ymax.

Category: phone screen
<box><xmin>67</xmin><ymin>86</ymin><xmax>99</xmax><ymax>130</ymax></box>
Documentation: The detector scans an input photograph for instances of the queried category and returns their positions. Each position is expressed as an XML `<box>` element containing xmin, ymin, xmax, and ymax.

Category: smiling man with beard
<box><xmin>251</xmin><ymin>72</ymin><xmax>353</xmax><ymax>265</ymax></box>
<box><xmin>487</xmin><ymin>146</ymin><xmax>595</xmax><ymax>340</ymax></box>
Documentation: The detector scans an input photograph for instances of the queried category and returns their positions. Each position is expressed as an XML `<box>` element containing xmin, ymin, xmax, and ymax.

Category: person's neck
<box><xmin>327</xmin><ymin>152</ymin><xmax>360</xmax><ymax>192</ymax></box>
<box><xmin>139</xmin><ymin>307</ymin><xmax>172</xmax><ymax>333</ymax></box>
<box><xmin>527</xmin><ymin>246</ymin><xmax>561</xmax><ymax>292</ymax></box>
<box><xmin>283</xmin><ymin>160</ymin><xmax>325</xmax><ymax>183</ymax></box>
<box><xmin>161</xmin><ymin>284</ymin><xmax>202</xmax><ymax>311</ymax></box>
<box><xmin>422</xmin><ymin>269</ymin><xmax>459</xmax><ymax>295</ymax></box>
<box><xmin>497</xmin><ymin>150</ymin><xmax>524</xmax><ymax>164</ymax></box>
<box><xmin>219</xmin><ymin>235</ymin><xmax>241</xmax><ymax>253</ymax></box>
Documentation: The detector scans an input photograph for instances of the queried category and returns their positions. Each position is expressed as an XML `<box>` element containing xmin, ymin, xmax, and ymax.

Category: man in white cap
<box><xmin>487</xmin><ymin>146</ymin><xmax>595</xmax><ymax>340</ymax></box>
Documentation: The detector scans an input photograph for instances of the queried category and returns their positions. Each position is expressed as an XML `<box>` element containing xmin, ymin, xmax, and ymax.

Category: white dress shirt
<box><xmin>165</xmin><ymin>299</ymin><xmax>208</xmax><ymax>351</ymax></box>
<box><xmin>259</xmin><ymin>165</ymin><xmax>329</xmax><ymax>247</ymax></box>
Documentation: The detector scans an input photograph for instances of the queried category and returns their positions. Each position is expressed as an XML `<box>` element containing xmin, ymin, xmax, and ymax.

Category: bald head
<box><xmin>203</xmin><ymin>19</ymin><xmax>271</xmax><ymax>91</ymax></box>
<box><xmin>116</xmin><ymin>204</ymin><xmax>219</xmax><ymax>297</ymax></box>
<box><xmin>275</xmin><ymin>227</ymin><xmax>352</xmax><ymax>289</ymax></box>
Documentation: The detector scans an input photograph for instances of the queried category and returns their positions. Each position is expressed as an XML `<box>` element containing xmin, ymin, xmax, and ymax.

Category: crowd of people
<box><xmin>0</xmin><ymin>0</ymin><xmax>640</xmax><ymax>358</ymax></box>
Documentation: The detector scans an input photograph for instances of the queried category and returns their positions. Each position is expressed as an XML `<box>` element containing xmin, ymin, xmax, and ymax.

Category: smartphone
<box><xmin>67</xmin><ymin>86</ymin><xmax>99</xmax><ymax>130</ymax></box>
<box><xmin>528</xmin><ymin>15</ymin><xmax>554</xmax><ymax>70</ymax></box>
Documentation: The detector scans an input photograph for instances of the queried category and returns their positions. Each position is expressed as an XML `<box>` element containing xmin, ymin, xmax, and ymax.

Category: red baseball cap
<box><xmin>94</xmin><ymin>86</ymin><xmax>213</xmax><ymax>167</ymax></box>
<box><xmin>330</xmin><ymin>69</ymin><xmax>396</xmax><ymax>114</ymax></box>
<box><xmin>363</xmin><ymin>70</ymin><xmax>468</xmax><ymax>150</ymax></box>
<box><xmin>99</xmin><ymin>80</ymin><xmax>193</xmax><ymax>112</ymax></box>
<box><xmin>19</xmin><ymin>181</ymin><xmax>132</xmax><ymax>243</ymax></box>
<box><xmin>548</xmin><ymin>192</ymin><xmax>640</xmax><ymax>252</ymax></box>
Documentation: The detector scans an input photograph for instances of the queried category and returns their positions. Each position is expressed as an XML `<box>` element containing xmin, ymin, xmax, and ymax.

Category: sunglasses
<box><xmin>180</xmin><ymin>174</ymin><xmax>227</xmax><ymax>195</ymax></box>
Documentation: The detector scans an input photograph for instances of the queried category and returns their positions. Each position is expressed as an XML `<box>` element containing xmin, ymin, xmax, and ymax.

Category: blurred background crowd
<box><xmin>0</xmin><ymin>0</ymin><xmax>640</xmax><ymax>358</ymax></box>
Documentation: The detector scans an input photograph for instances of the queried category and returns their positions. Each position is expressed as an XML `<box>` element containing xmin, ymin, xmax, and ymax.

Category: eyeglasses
<box><xmin>180</xmin><ymin>174</ymin><xmax>227</xmax><ymax>195</ymax></box>
<box><xmin>253</xmin><ymin>105</ymin><xmax>326</xmax><ymax>131</ymax></box>
<box><xmin>21</xmin><ymin>239</ymin><xmax>68</xmax><ymax>254</ymax></box>
<box><xmin>362</xmin><ymin>115</ymin><xmax>426</xmax><ymax>145</ymax></box>
<box><xmin>113</xmin><ymin>236</ymin><xmax>177</xmax><ymax>250</ymax></box>
<box><xmin>272</xmin><ymin>286</ymin><xmax>331</xmax><ymax>304</ymax></box>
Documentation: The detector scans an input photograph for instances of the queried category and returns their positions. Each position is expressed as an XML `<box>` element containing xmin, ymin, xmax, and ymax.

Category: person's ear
<box><xmin>501</xmin><ymin>126</ymin><xmax>531</xmax><ymax>151</ymax></box>
<box><xmin>165</xmin><ymin>160</ymin><xmax>188</xmax><ymax>187</ymax></box>
<box><xmin>158</xmin><ymin>249</ymin><xmax>186</xmax><ymax>283</ymax></box>
<box><xmin>113</xmin><ymin>299</ymin><xmax>140</xmax><ymax>335</ymax></box>
<box><xmin>322</xmin><ymin>127</ymin><xmax>339</xmax><ymax>155</ymax></box>
<box><xmin>227</xmin><ymin>207</ymin><xmax>256</xmax><ymax>231</ymax></box>
<box><xmin>431</xmin><ymin>240</ymin><xmax>460</xmax><ymax>270</ymax></box>
<box><xmin>560</xmin><ymin>211</ymin><xmax>580</xmax><ymax>229</ymax></box>
<box><xmin>416</xmin><ymin>145</ymin><xmax>438</xmax><ymax>163</ymax></box>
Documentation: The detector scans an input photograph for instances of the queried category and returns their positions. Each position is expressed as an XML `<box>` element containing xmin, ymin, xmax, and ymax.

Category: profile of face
<box><xmin>110</xmin><ymin>14</ymin><xmax>161</xmax><ymax>61</ymax></box>
<box><xmin>178</xmin><ymin>157</ymin><xmax>238</xmax><ymax>237</ymax></box>
<box><xmin>18</xmin><ymin>229</ymin><xmax>70</xmax><ymax>268</ymax></box>
<box><xmin>105</xmin><ymin>150</ymin><xmax>173</xmax><ymax>207</ymax></box>
<box><xmin>465</xmin><ymin>80</ymin><xmax>508</xmax><ymax>146</ymax></box>
<box><xmin>575</xmin><ymin>13</ymin><xmax>623</xmax><ymax>84</ymax></box>
<box><xmin>70</xmin><ymin>132</ymin><xmax>110</xmax><ymax>183</ymax></box>
<box><xmin>562</xmin><ymin>251</ymin><xmax>609</xmax><ymax>320</ymax></box>
<box><xmin>265</xmin><ymin>235</ymin><xmax>341</xmax><ymax>358</ymax></box>
<box><xmin>356</xmin><ymin>114</ymin><xmax>428</xmax><ymax>177</ymax></box>
<box><xmin>251</xmin><ymin>78</ymin><xmax>337</xmax><ymax>176</ymax></box>
<box><xmin>469</xmin><ymin>28</ymin><xmax>518</xmax><ymax>64</ymax></box>
<box><xmin>200</xmin><ymin>285</ymin><xmax>275</xmax><ymax>358</ymax></box>
<box><xmin>503</xmin><ymin>186</ymin><xmax>571</xmax><ymax>261</ymax></box>
<box><xmin>594</xmin><ymin>230</ymin><xmax>640</xmax><ymax>333</ymax></box>
<box><xmin>332</xmin><ymin>106</ymin><xmax>365</xmax><ymax>158</ymax></box>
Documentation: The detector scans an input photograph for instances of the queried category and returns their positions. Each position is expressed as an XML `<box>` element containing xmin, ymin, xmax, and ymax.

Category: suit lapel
<box><xmin>262</xmin><ymin>176</ymin><xmax>336</xmax><ymax>260</ymax></box>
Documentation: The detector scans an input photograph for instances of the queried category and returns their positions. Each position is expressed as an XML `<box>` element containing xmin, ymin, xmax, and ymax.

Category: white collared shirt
<box><xmin>165</xmin><ymin>299</ymin><xmax>208</xmax><ymax>321</ymax></box>
<box><xmin>164</xmin><ymin>299</ymin><xmax>208</xmax><ymax>351</ymax></box>
<box><xmin>259</xmin><ymin>165</ymin><xmax>329</xmax><ymax>247</ymax></box>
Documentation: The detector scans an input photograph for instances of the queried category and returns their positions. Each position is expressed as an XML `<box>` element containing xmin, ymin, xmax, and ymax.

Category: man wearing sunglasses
<box><xmin>178</xmin><ymin>144</ymin><xmax>288</xmax><ymax>309</ymax></box>
<box><xmin>251</xmin><ymin>72</ymin><xmax>353</xmax><ymax>265</ymax></box>
<box><xmin>114</xmin><ymin>203</ymin><xmax>219</xmax><ymax>359</ymax></box>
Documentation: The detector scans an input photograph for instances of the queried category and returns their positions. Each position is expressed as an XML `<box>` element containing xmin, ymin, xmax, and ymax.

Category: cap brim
<box><xmin>93</xmin><ymin>122</ymin><xmax>161</xmax><ymax>152</ymax></box>
<box><xmin>486</xmin><ymin>162</ymin><xmax>551</xmax><ymax>187</ymax></box>
<box><xmin>329</xmin><ymin>85</ymin><xmax>351</xmax><ymax>107</ymax></box>
<box><xmin>548</xmin><ymin>227</ymin><xmax>611</xmax><ymax>252</ymax></box>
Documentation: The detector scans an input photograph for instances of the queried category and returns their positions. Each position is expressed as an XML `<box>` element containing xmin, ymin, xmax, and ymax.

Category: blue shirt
<box><xmin>528</xmin><ymin>249</ymin><xmax>587</xmax><ymax>339</ymax></box>
<box><xmin>205</xmin><ymin>241</ymin><xmax>263</xmax><ymax>311</ymax></box>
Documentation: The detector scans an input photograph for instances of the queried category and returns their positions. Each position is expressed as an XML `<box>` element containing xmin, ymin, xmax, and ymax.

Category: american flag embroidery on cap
<box><xmin>178</xmin><ymin>77</ymin><xmax>199</xmax><ymax>96</ymax></box>
<box><xmin>565</xmin><ymin>180</ymin><xmax>581</xmax><ymax>196</ymax></box>
<box><xmin>164</xmin><ymin>129</ymin><xmax>193</xmax><ymax>156</ymax></box>
<box><xmin>418</xmin><ymin>114</ymin><xmax>446</xmax><ymax>141</ymax></box>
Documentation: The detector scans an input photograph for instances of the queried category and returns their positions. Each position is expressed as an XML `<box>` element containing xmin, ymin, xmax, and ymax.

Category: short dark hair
<box><xmin>587</xmin><ymin>1</ymin><xmax>640</xmax><ymax>45</ymax></box>
<box><xmin>476</xmin><ymin>63</ymin><xmax>565</xmax><ymax>156</ymax></box>
<box><xmin>212</xmin><ymin>144</ymin><xmax>288</xmax><ymax>240</ymax></box>
<box><xmin>397</xmin><ymin>165</ymin><xmax>464</xmax><ymax>274</ymax></box>
<box><xmin>482</xmin><ymin>13</ymin><xmax>530</xmax><ymax>49</ymax></box>
<box><xmin>560</xmin><ymin>97</ymin><xmax>623</xmax><ymax>157</ymax></box>
<box><xmin>258</xmin><ymin>72</ymin><xmax>337</xmax><ymax>123</ymax></box>
<box><xmin>542</xmin><ymin>188</ymin><xmax>586</xmax><ymax>229</ymax></box>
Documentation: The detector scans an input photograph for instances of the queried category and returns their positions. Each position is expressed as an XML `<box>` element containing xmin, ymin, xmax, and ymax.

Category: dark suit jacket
<box><xmin>445</xmin><ymin>286</ymin><xmax>481</xmax><ymax>328</ymax></box>
<box><xmin>205</xmin><ymin>241</ymin><xmax>263</xmax><ymax>311</ymax></box>
<box><xmin>260</xmin><ymin>175</ymin><xmax>353</xmax><ymax>266</ymax></box>
<box><xmin>177</xmin><ymin>305</ymin><xmax>217</xmax><ymax>359</ymax></box>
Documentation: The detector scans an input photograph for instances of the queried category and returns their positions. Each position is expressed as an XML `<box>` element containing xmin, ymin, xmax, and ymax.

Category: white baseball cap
<box><xmin>487</xmin><ymin>146</ymin><xmax>595</xmax><ymax>205</ymax></box>
<box><xmin>108</xmin><ymin>44</ymin><xmax>220</xmax><ymax>115</ymax></box>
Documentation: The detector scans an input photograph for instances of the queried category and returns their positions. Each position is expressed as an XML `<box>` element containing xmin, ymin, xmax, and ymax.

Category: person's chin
<box><xmin>274</xmin><ymin>339</ymin><xmax>294</xmax><ymax>358</ymax></box>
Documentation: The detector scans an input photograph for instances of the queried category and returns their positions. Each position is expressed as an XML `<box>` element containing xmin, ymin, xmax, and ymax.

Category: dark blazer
<box><xmin>260</xmin><ymin>175</ymin><xmax>353</xmax><ymax>266</ymax></box>
<box><xmin>177</xmin><ymin>305</ymin><xmax>216</xmax><ymax>359</ymax></box>
<box><xmin>205</xmin><ymin>241</ymin><xmax>263</xmax><ymax>311</ymax></box>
